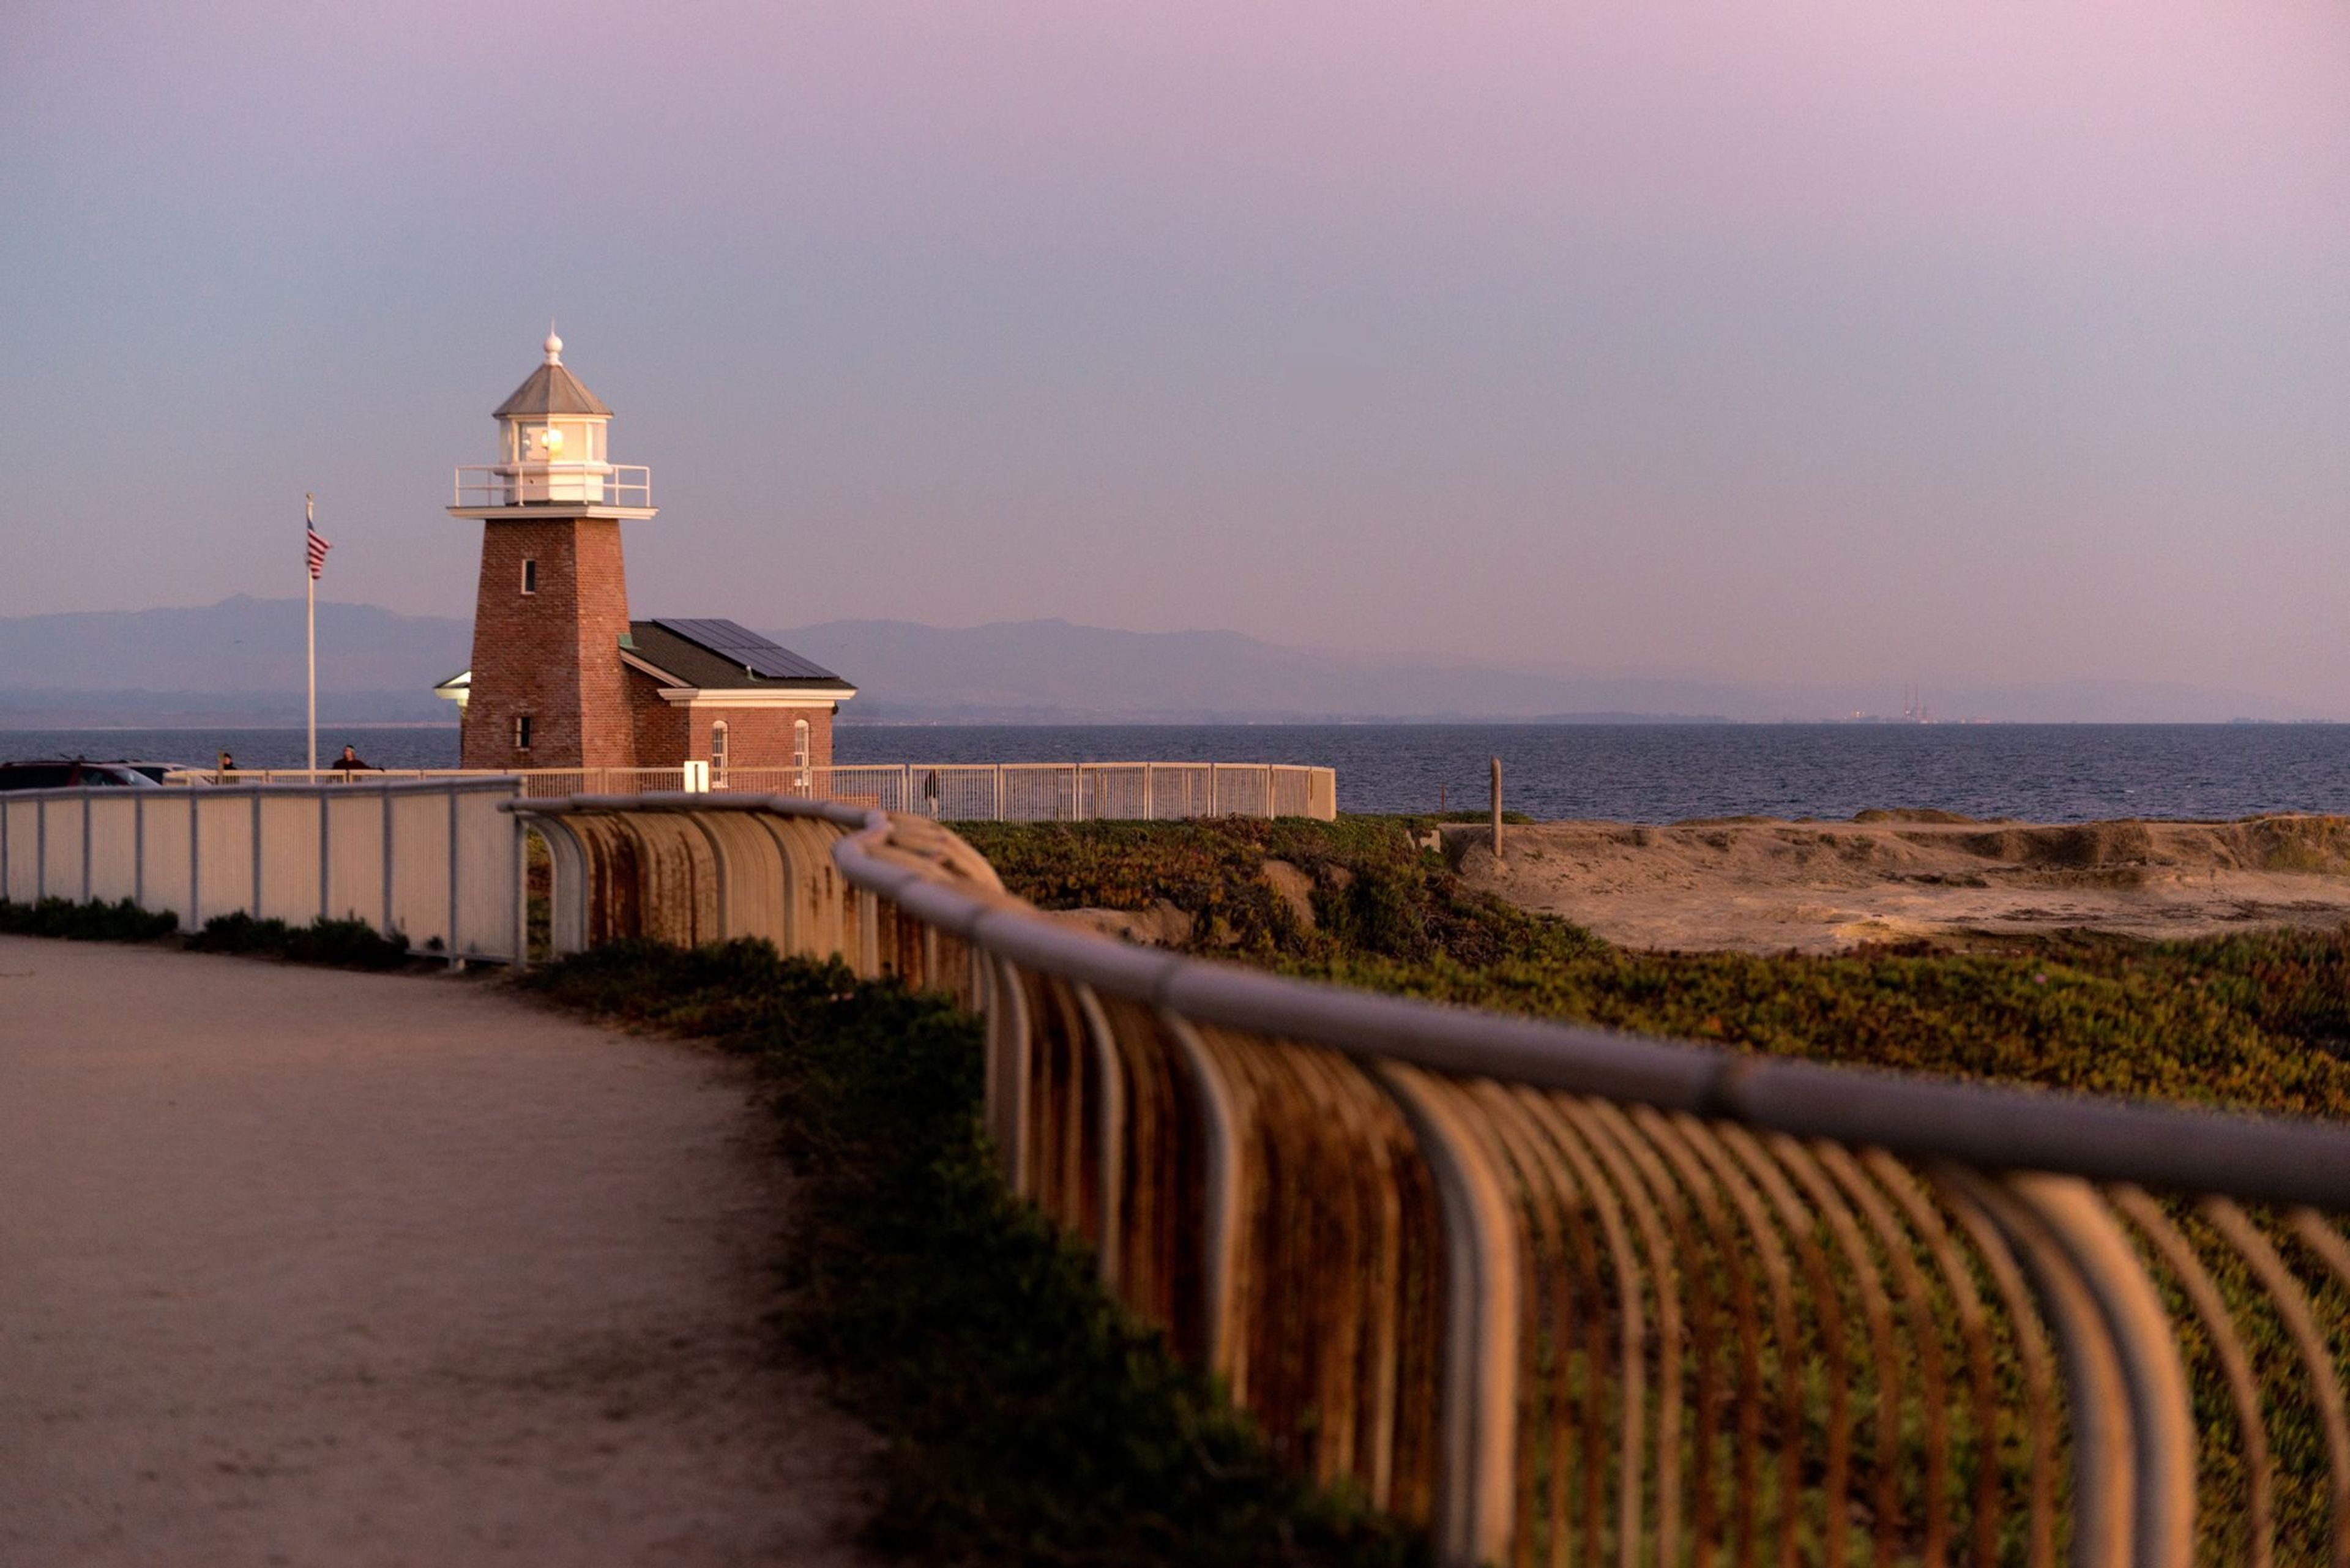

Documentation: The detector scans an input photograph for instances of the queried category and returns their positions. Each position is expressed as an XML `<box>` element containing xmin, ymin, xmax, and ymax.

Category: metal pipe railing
<box><xmin>510</xmin><ymin>792</ymin><xmax>2350</xmax><ymax>1568</ymax></box>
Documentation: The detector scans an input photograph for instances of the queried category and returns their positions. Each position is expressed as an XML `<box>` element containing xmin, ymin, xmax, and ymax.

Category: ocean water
<box><xmin>7</xmin><ymin>722</ymin><xmax>2348</xmax><ymax>824</ymax></box>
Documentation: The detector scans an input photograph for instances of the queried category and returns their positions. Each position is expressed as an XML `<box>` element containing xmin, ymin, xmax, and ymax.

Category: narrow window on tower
<box><xmin>794</xmin><ymin>718</ymin><xmax>810</xmax><ymax>789</ymax></box>
<box><xmin>514</xmin><ymin>715</ymin><xmax>533</xmax><ymax>751</ymax></box>
<box><xmin>520</xmin><ymin>558</ymin><xmax>538</xmax><ymax>595</ymax></box>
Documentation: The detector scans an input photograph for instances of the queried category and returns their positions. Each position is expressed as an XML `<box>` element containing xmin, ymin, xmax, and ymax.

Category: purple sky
<box><xmin>4</xmin><ymin>2</ymin><xmax>2346</xmax><ymax>709</ymax></box>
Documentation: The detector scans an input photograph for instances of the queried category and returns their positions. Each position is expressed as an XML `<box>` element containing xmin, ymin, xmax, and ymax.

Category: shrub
<box><xmin>963</xmin><ymin>816</ymin><xmax>2350</xmax><ymax>1123</ymax></box>
<box><xmin>0</xmin><ymin>895</ymin><xmax>177</xmax><ymax>943</ymax></box>
<box><xmin>188</xmin><ymin>912</ymin><xmax>413</xmax><ymax>969</ymax></box>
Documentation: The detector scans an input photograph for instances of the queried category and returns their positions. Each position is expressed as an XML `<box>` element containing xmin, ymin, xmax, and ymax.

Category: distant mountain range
<box><xmin>0</xmin><ymin>596</ymin><xmax>469</xmax><ymax>726</ymax></box>
<box><xmin>0</xmin><ymin>597</ymin><xmax>2322</xmax><ymax>726</ymax></box>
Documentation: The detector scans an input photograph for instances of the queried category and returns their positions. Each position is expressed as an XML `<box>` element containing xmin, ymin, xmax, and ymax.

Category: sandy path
<box><xmin>1452</xmin><ymin>815</ymin><xmax>2350</xmax><ymax>953</ymax></box>
<box><xmin>0</xmin><ymin>938</ymin><xmax>878</xmax><ymax>1567</ymax></box>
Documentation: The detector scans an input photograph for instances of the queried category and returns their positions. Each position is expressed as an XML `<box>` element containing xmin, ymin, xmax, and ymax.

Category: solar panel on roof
<box><xmin>651</xmin><ymin>618</ymin><xmax>840</xmax><ymax>681</ymax></box>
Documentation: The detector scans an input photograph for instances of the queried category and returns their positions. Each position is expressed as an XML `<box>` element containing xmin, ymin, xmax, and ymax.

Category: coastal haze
<box><xmin>5</xmin><ymin>3</ymin><xmax>2348</xmax><ymax>723</ymax></box>
<box><xmin>0</xmin><ymin>596</ymin><xmax>2324</xmax><ymax>728</ymax></box>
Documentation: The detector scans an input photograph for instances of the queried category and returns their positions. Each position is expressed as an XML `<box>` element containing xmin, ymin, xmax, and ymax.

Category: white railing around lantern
<box><xmin>451</xmin><ymin>465</ymin><xmax>652</xmax><ymax>509</ymax></box>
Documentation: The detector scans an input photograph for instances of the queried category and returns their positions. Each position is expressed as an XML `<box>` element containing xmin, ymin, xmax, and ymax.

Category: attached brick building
<box><xmin>441</xmin><ymin>335</ymin><xmax>854</xmax><ymax>777</ymax></box>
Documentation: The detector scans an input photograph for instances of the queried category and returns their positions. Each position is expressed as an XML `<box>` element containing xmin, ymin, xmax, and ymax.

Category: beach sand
<box><xmin>1449</xmin><ymin>812</ymin><xmax>2350</xmax><ymax>954</ymax></box>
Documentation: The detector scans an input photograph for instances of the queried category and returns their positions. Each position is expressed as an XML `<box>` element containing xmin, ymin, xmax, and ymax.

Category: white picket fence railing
<box><xmin>170</xmin><ymin>763</ymin><xmax>1338</xmax><ymax>821</ymax></box>
<box><xmin>0</xmin><ymin>779</ymin><xmax>523</xmax><ymax>961</ymax></box>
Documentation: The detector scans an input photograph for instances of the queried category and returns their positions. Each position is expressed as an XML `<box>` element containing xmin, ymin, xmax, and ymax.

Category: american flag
<box><xmin>305</xmin><ymin>502</ymin><xmax>330</xmax><ymax>581</ymax></box>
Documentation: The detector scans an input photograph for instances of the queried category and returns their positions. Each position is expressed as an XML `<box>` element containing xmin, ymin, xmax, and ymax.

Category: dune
<box><xmin>1450</xmin><ymin>812</ymin><xmax>2350</xmax><ymax>953</ymax></box>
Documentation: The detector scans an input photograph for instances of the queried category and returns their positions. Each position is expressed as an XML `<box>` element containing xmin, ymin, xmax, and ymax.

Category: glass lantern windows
<box><xmin>500</xmin><ymin>416</ymin><xmax>610</xmax><ymax>502</ymax></box>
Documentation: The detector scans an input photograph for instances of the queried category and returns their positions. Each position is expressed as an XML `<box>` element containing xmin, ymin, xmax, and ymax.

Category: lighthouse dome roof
<box><xmin>493</xmin><ymin>341</ymin><xmax>613</xmax><ymax>419</ymax></box>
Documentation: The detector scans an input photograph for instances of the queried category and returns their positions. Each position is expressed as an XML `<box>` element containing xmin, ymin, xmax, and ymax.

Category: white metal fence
<box><xmin>173</xmin><ymin>767</ymin><xmax>691</xmax><ymax>801</ymax></box>
<box><xmin>716</xmin><ymin>763</ymin><xmax>1335</xmax><ymax>821</ymax></box>
<box><xmin>174</xmin><ymin>763</ymin><xmax>1338</xmax><ymax>821</ymax></box>
<box><xmin>0</xmin><ymin>779</ymin><xmax>523</xmax><ymax>961</ymax></box>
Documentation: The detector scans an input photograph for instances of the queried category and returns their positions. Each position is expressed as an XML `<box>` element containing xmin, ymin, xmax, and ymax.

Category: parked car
<box><xmin>0</xmin><ymin>760</ymin><xmax>166</xmax><ymax>791</ymax></box>
<box><xmin>119</xmin><ymin>761</ymin><xmax>200</xmax><ymax>784</ymax></box>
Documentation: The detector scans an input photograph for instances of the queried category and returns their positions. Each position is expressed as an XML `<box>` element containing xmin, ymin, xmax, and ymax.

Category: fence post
<box><xmin>81</xmin><ymin>795</ymin><xmax>93</xmax><ymax>903</ymax></box>
<box><xmin>1376</xmin><ymin>1062</ymin><xmax>1522</xmax><ymax>1568</ymax></box>
<box><xmin>511</xmin><ymin>813</ymin><xmax>530</xmax><ymax>971</ymax></box>
<box><xmin>1161</xmin><ymin>1012</ymin><xmax>1240</xmax><ymax>1377</ymax></box>
<box><xmin>252</xmin><ymin>792</ymin><xmax>264</xmax><ymax>917</ymax></box>
<box><xmin>133</xmin><ymin>793</ymin><xmax>145</xmax><ymax>908</ymax></box>
<box><xmin>446</xmin><ymin>789</ymin><xmax>462</xmax><ymax>966</ymax></box>
<box><xmin>1145</xmin><ymin>763</ymin><xmax>1155</xmax><ymax>822</ymax></box>
<box><xmin>985</xmin><ymin>955</ymin><xmax>1032</xmax><ymax>1190</ymax></box>
<box><xmin>35</xmin><ymin>797</ymin><xmax>45</xmax><ymax>900</ymax></box>
<box><xmin>188</xmin><ymin>793</ymin><xmax>200</xmax><ymax>927</ymax></box>
<box><xmin>381</xmin><ymin>785</ymin><xmax>395</xmax><ymax>936</ymax></box>
<box><xmin>994</xmin><ymin>764</ymin><xmax>1003</xmax><ymax>821</ymax></box>
<box><xmin>318</xmin><ymin>793</ymin><xmax>331</xmax><ymax>922</ymax></box>
<box><xmin>1490</xmin><ymin>757</ymin><xmax>1504</xmax><ymax>863</ymax></box>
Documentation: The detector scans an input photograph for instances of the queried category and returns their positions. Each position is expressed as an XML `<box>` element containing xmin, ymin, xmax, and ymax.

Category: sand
<box><xmin>1447</xmin><ymin>813</ymin><xmax>2350</xmax><ymax>954</ymax></box>
<box><xmin>0</xmin><ymin>938</ymin><xmax>879</xmax><ymax>1568</ymax></box>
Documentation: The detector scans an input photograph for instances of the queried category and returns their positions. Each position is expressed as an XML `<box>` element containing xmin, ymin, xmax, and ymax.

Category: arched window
<box><xmin>709</xmin><ymin>720</ymin><xmax>728</xmax><ymax>787</ymax></box>
<box><xmin>793</xmin><ymin>718</ymin><xmax>811</xmax><ymax>790</ymax></box>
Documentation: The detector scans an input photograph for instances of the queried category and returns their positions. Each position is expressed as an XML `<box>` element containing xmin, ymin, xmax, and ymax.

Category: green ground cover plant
<box><xmin>0</xmin><ymin>895</ymin><xmax>178</xmax><ymax>943</ymax></box>
<box><xmin>964</xmin><ymin>818</ymin><xmax>2350</xmax><ymax>1555</ymax></box>
<box><xmin>523</xmin><ymin>941</ymin><xmax>1420</xmax><ymax>1568</ymax></box>
<box><xmin>960</xmin><ymin>818</ymin><xmax>2350</xmax><ymax>1122</ymax></box>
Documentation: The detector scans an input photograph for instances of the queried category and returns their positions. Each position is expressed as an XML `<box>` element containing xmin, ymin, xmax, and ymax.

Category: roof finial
<box><xmin>543</xmin><ymin>320</ymin><xmax>562</xmax><ymax>365</ymax></box>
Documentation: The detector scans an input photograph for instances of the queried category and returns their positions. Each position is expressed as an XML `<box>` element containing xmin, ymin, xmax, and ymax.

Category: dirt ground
<box><xmin>1447</xmin><ymin>813</ymin><xmax>2350</xmax><ymax>954</ymax></box>
<box><xmin>0</xmin><ymin>938</ymin><xmax>879</xmax><ymax>1568</ymax></box>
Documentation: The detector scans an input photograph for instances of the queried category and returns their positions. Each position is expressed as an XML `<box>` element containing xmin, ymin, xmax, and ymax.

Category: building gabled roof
<box><xmin>625</xmin><ymin>619</ymin><xmax>854</xmax><ymax>694</ymax></box>
<box><xmin>494</xmin><ymin>361</ymin><xmax>613</xmax><ymax>419</ymax></box>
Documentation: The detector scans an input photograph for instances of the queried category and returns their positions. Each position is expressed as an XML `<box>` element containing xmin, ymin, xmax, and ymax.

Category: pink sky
<box><xmin>3</xmin><ymin>1</ymin><xmax>2346</xmax><ymax>709</ymax></box>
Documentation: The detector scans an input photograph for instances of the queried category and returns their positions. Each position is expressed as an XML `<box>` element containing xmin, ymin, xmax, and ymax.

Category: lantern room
<box><xmin>449</xmin><ymin>332</ymin><xmax>655</xmax><ymax>517</ymax></box>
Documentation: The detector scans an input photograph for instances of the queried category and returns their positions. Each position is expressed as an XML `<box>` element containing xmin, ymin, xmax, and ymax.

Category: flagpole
<box><xmin>306</xmin><ymin>493</ymin><xmax>318</xmax><ymax>775</ymax></box>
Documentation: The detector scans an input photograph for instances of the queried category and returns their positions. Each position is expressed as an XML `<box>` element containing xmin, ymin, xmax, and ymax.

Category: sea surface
<box><xmin>10</xmin><ymin>722</ymin><xmax>2350</xmax><ymax>824</ymax></box>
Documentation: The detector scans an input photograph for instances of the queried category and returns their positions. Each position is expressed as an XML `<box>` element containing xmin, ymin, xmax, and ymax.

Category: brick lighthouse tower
<box><xmin>447</xmin><ymin>332</ymin><xmax>658</xmax><ymax>769</ymax></box>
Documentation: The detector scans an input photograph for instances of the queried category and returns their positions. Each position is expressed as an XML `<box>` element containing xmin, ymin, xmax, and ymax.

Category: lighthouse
<box><xmin>447</xmin><ymin>332</ymin><xmax>653</xmax><ymax>769</ymax></box>
<box><xmin>444</xmin><ymin>334</ymin><xmax>854</xmax><ymax>780</ymax></box>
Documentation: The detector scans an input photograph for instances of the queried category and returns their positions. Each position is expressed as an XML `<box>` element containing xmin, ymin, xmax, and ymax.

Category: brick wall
<box><xmin>623</xmin><ymin>666</ymin><xmax>837</xmax><ymax>775</ymax></box>
<box><xmin>460</xmin><ymin>518</ymin><xmax>639</xmax><ymax>769</ymax></box>
<box><xmin>623</xmin><ymin>663</ymin><xmax>688</xmax><ymax>764</ymax></box>
<box><xmin>690</xmin><ymin>705</ymin><xmax>835</xmax><ymax>772</ymax></box>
